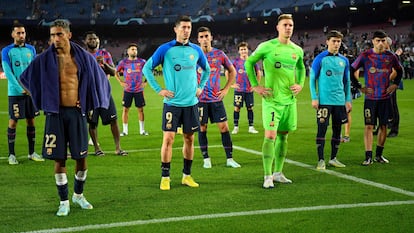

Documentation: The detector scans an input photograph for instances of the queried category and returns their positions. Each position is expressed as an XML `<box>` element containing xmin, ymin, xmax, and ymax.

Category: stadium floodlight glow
<box><xmin>349</xmin><ymin>6</ymin><xmax>358</xmax><ymax>10</ymax></box>
<box><xmin>402</xmin><ymin>0</ymin><xmax>411</xmax><ymax>4</ymax></box>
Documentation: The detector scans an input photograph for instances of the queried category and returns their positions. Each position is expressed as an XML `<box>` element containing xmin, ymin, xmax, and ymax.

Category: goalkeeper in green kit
<box><xmin>245</xmin><ymin>14</ymin><xmax>306</xmax><ymax>189</ymax></box>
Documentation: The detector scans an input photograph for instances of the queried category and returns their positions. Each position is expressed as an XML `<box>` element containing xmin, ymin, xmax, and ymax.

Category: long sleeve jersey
<box><xmin>1</xmin><ymin>43</ymin><xmax>36</xmax><ymax>96</ymax></box>
<box><xmin>310</xmin><ymin>50</ymin><xmax>352</xmax><ymax>105</ymax></box>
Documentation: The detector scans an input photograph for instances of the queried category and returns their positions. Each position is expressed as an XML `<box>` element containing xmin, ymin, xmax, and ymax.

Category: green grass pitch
<box><xmin>0</xmin><ymin>76</ymin><xmax>413</xmax><ymax>233</ymax></box>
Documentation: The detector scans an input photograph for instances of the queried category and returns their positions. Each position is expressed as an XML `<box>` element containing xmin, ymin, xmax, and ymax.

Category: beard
<box><xmin>87</xmin><ymin>44</ymin><xmax>98</xmax><ymax>50</ymax></box>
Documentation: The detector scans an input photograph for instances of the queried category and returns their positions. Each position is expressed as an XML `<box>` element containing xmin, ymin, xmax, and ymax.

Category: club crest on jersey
<box><xmin>174</xmin><ymin>64</ymin><xmax>181</xmax><ymax>71</ymax></box>
<box><xmin>189</xmin><ymin>54</ymin><xmax>195</xmax><ymax>60</ymax></box>
<box><xmin>274</xmin><ymin>62</ymin><xmax>282</xmax><ymax>69</ymax></box>
<box><xmin>291</xmin><ymin>53</ymin><xmax>297</xmax><ymax>60</ymax></box>
<box><xmin>238</xmin><ymin>68</ymin><xmax>244</xmax><ymax>74</ymax></box>
<box><xmin>326</xmin><ymin>70</ymin><xmax>332</xmax><ymax>76</ymax></box>
<box><xmin>127</xmin><ymin>68</ymin><xmax>132</xmax><ymax>74</ymax></box>
<box><xmin>197</xmin><ymin>67</ymin><xmax>203</xmax><ymax>74</ymax></box>
<box><xmin>27</xmin><ymin>53</ymin><xmax>32</xmax><ymax>58</ymax></box>
<box><xmin>369</xmin><ymin>67</ymin><xmax>376</xmax><ymax>73</ymax></box>
<box><xmin>339</xmin><ymin>61</ymin><xmax>345</xmax><ymax>67</ymax></box>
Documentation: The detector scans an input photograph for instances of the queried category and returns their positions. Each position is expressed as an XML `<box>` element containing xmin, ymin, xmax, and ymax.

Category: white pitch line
<box><xmin>234</xmin><ymin>145</ymin><xmax>414</xmax><ymax>197</ymax></box>
<box><xmin>19</xmin><ymin>200</ymin><xmax>414</xmax><ymax>233</ymax></box>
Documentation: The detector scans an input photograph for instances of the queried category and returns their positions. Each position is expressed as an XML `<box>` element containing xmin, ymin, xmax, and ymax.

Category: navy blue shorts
<box><xmin>43</xmin><ymin>107</ymin><xmax>88</xmax><ymax>160</ymax></box>
<box><xmin>122</xmin><ymin>91</ymin><xmax>146</xmax><ymax>108</ymax></box>
<box><xmin>162</xmin><ymin>103</ymin><xmax>199</xmax><ymax>133</ymax></box>
<box><xmin>198</xmin><ymin>101</ymin><xmax>227</xmax><ymax>124</ymax></box>
<box><xmin>364</xmin><ymin>99</ymin><xmax>392</xmax><ymax>126</ymax></box>
<box><xmin>316</xmin><ymin>105</ymin><xmax>348</xmax><ymax>126</ymax></box>
<box><xmin>233</xmin><ymin>91</ymin><xmax>254</xmax><ymax>108</ymax></box>
<box><xmin>88</xmin><ymin>96</ymin><xmax>117</xmax><ymax>125</ymax></box>
<box><xmin>8</xmin><ymin>96</ymin><xmax>39</xmax><ymax>120</ymax></box>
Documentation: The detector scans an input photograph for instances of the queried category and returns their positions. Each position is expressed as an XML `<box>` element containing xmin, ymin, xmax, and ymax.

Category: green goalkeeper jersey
<box><xmin>245</xmin><ymin>38</ymin><xmax>306</xmax><ymax>105</ymax></box>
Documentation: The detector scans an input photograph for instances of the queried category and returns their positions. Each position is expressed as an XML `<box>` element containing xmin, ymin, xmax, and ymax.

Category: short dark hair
<box><xmin>12</xmin><ymin>22</ymin><xmax>25</xmax><ymax>31</ymax></box>
<box><xmin>197</xmin><ymin>26</ymin><xmax>210</xmax><ymax>34</ymax></box>
<box><xmin>84</xmin><ymin>30</ymin><xmax>97</xmax><ymax>38</ymax></box>
<box><xmin>372</xmin><ymin>30</ymin><xmax>387</xmax><ymax>39</ymax></box>
<box><xmin>50</xmin><ymin>19</ymin><xmax>71</xmax><ymax>32</ymax></box>
<box><xmin>326</xmin><ymin>30</ymin><xmax>343</xmax><ymax>40</ymax></box>
<box><xmin>127</xmin><ymin>43</ymin><xmax>138</xmax><ymax>49</ymax></box>
<box><xmin>175</xmin><ymin>15</ymin><xmax>191</xmax><ymax>26</ymax></box>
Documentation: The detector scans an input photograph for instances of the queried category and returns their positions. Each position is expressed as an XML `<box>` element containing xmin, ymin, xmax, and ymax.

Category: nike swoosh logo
<box><xmin>220</xmin><ymin>117</ymin><xmax>226</xmax><ymax>121</ymax></box>
<box><xmin>80</xmin><ymin>151</ymin><xmax>88</xmax><ymax>155</ymax></box>
<box><xmin>191</xmin><ymin>126</ymin><xmax>199</xmax><ymax>130</ymax></box>
<box><xmin>111</xmin><ymin>115</ymin><xmax>116</xmax><ymax>118</ymax></box>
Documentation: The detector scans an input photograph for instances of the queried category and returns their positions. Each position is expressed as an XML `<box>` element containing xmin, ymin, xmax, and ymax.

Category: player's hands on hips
<box><xmin>216</xmin><ymin>88</ymin><xmax>229</xmax><ymax>100</ymax></box>
<box><xmin>386</xmin><ymin>84</ymin><xmax>398</xmax><ymax>95</ymax></box>
<box><xmin>159</xmin><ymin>89</ymin><xmax>174</xmax><ymax>100</ymax></box>
<box><xmin>231</xmin><ymin>83</ymin><xmax>240</xmax><ymax>89</ymax></box>
<box><xmin>252</xmin><ymin>86</ymin><xmax>272</xmax><ymax>98</ymax></box>
<box><xmin>290</xmin><ymin>84</ymin><xmax>302</xmax><ymax>95</ymax></box>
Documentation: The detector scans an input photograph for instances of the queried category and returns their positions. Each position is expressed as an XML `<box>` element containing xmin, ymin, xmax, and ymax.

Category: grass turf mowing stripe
<box><xmin>19</xmin><ymin>200</ymin><xmax>414</xmax><ymax>233</ymax></box>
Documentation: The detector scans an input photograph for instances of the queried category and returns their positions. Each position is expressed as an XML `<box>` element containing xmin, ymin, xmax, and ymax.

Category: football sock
<box><xmin>331</xmin><ymin>124</ymin><xmax>341</xmax><ymax>159</ymax></box>
<box><xmin>274</xmin><ymin>133</ymin><xmax>288</xmax><ymax>172</ymax></box>
<box><xmin>161</xmin><ymin>162</ymin><xmax>171</xmax><ymax>177</ymax></box>
<box><xmin>375</xmin><ymin>145</ymin><xmax>384</xmax><ymax>157</ymax></box>
<box><xmin>365</xmin><ymin>151</ymin><xmax>373</xmax><ymax>160</ymax></box>
<box><xmin>182</xmin><ymin>158</ymin><xmax>192</xmax><ymax>175</ymax></box>
<box><xmin>123</xmin><ymin>123</ymin><xmax>128</xmax><ymax>134</ymax></box>
<box><xmin>316</xmin><ymin>123</ymin><xmax>328</xmax><ymax>161</ymax></box>
<box><xmin>198</xmin><ymin>131</ymin><xmax>209</xmax><ymax>158</ymax></box>
<box><xmin>262</xmin><ymin>138</ymin><xmax>275</xmax><ymax>176</ymax></box>
<box><xmin>27</xmin><ymin>126</ymin><xmax>35</xmax><ymax>155</ymax></box>
<box><xmin>221</xmin><ymin>131</ymin><xmax>233</xmax><ymax>159</ymax></box>
<box><xmin>139</xmin><ymin>121</ymin><xmax>144</xmax><ymax>133</ymax></box>
<box><xmin>7</xmin><ymin>127</ymin><xmax>16</xmax><ymax>155</ymax></box>
<box><xmin>233</xmin><ymin>111</ymin><xmax>239</xmax><ymax>127</ymax></box>
<box><xmin>74</xmin><ymin>170</ymin><xmax>87</xmax><ymax>195</ymax></box>
<box><xmin>55</xmin><ymin>173</ymin><xmax>68</xmax><ymax>201</ymax></box>
<box><xmin>247</xmin><ymin>109</ymin><xmax>254</xmax><ymax>126</ymax></box>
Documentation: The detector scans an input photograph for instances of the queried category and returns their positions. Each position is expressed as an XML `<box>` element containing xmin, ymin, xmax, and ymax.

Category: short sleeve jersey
<box><xmin>233</xmin><ymin>57</ymin><xmax>260</xmax><ymax>92</ymax></box>
<box><xmin>246</xmin><ymin>38</ymin><xmax>305</xmax><ymax>105</ymax></box>
<box><xmin>142</xmin><ymin>40</ymin><xmax>210</xmax><ymax>107</ymax></box>
<box><xmin>93</xmin><ymin>49</ymin><xmax>114</xmax><ymax>66</ymax></box>
<box><xmin>351</xmin><ymin>49</ymin><xmax>402</xmax><ymax>100</ymax></box>
<box><xmin>198</xmin><ymin>48</ymin><xmax>233</xmax><ymax>103</ymax></box>
<box><xmin>116</xmin><ymin>58</ymin><xmax>146</xmax><ymax>93</ymax></box>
